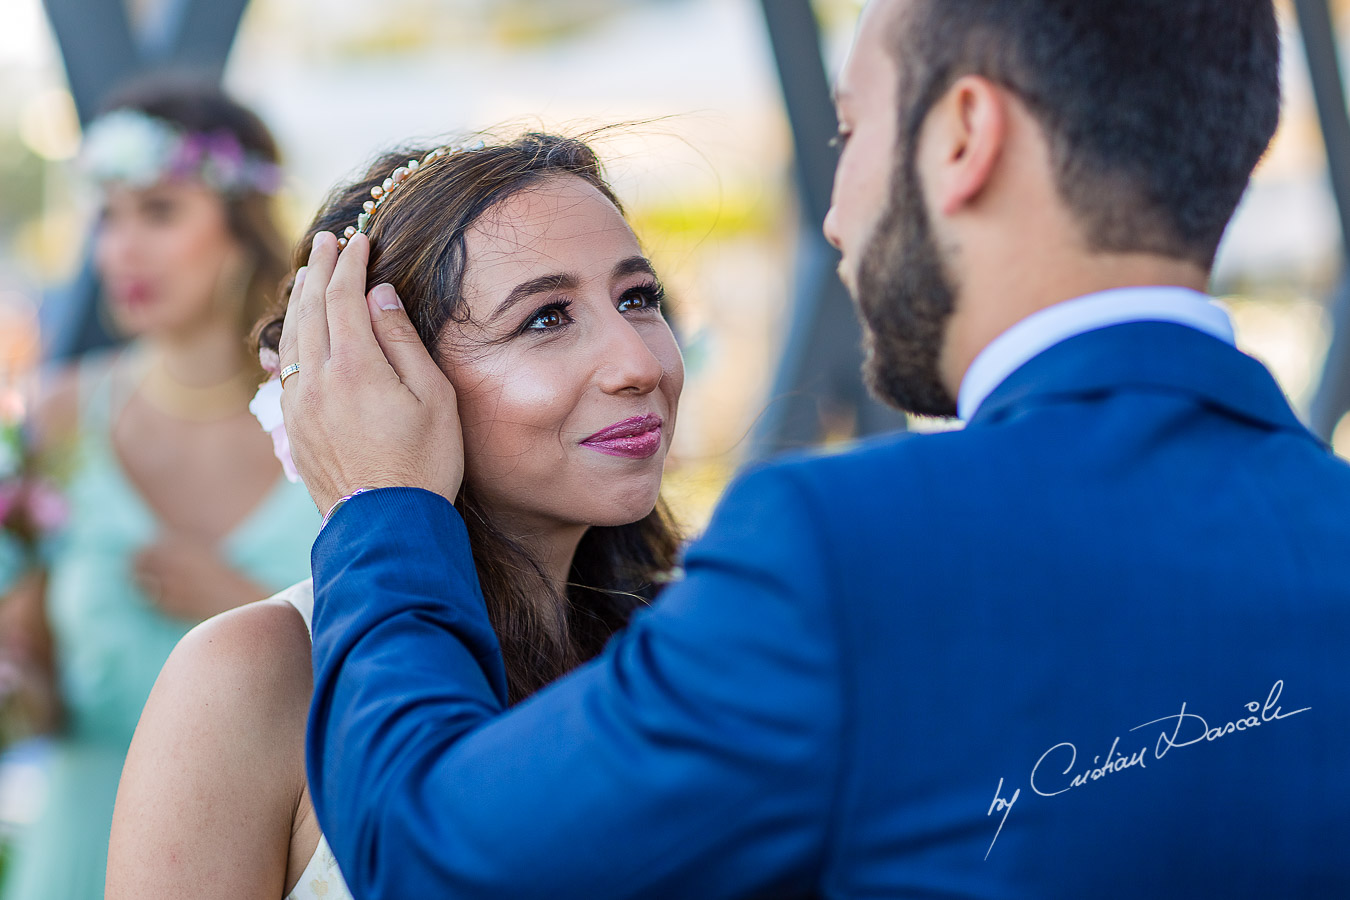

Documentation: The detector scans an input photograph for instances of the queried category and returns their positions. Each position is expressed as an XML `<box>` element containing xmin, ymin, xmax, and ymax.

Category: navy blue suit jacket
<box><xmin>308</xmin><ymin>322</ymin><xmax>1350</xmax><ymax>898</ymax></box>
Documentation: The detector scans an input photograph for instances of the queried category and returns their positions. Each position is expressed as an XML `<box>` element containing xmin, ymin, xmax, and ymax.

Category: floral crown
<box><xmin>80</xmin><ymin>109</ymin><xmax>282</xmax><ymax>196</ymax></box>
<box><xmin>336</xmin><ymin>139</ymin><xmax>486</xmax><ymax>248</ymax></box>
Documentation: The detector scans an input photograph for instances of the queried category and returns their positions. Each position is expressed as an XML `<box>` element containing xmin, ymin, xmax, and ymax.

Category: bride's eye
<box><xmin>618</xmin><ymin>282</ymin><xmax>665</xmax><ymax>313</ymax></box>
<box><xmin>522</xmin><ymin>300</ymin><xmax>574</xmax><ymax>332</ymax></box>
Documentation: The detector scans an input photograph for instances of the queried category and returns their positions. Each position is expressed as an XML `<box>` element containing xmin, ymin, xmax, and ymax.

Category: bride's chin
<box><xmin>587</xmin><ymin>490</ymin><xmax>664</xmax><ymax>529</ymax></box>
<box><xmin>587</xmin><ymin>509</ymin><xmax>658</xmax><ymax>529</ymax></box>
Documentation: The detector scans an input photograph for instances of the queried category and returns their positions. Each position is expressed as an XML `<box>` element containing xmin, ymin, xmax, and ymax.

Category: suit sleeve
<box><xmin>306</xmin><ymin>465</ymin><xmax>843</xmax><ymax>899</ymax></box>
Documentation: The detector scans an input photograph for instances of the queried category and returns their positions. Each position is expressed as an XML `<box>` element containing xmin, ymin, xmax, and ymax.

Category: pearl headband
<box><xmin>336</xmin><ymin>140</ymin><xmax>485</xmax><ymax>248</ymax></box>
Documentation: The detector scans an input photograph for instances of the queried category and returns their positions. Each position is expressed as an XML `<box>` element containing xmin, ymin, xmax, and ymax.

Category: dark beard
<box><xmin>853</xmin><ymin>152</ymin><xmax>959</xmax><ymax>418</ymax></box>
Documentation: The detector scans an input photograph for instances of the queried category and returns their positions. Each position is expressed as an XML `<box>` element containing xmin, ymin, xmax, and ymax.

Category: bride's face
<box><xmin>440</xmin><ymin>174</ymin><xmax>683</xmax><ymax>534</ymax></box>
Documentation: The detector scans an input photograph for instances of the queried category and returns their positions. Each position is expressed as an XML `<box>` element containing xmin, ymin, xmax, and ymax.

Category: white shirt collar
<box><xmin>956</xmin><ymin>286</ymin><xmax>1236</xmax><ymax>421</ymax></box>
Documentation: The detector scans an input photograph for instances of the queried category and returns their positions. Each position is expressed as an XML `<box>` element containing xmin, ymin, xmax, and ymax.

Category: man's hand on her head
<box><xmin>277</xmin><ymin>231</ymin><xmax>464</xmax><ymax>516</ymax></box>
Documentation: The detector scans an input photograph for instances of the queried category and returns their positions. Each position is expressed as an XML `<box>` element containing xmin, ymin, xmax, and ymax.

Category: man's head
<box><xmin>824</xmin><ymin>0</ymin><xmax>1282</xmax><ymax>417</ymax></box>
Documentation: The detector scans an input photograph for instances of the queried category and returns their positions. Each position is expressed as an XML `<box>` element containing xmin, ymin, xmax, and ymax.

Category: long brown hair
<box><xmin>257</xmin><ymin>133</ymin><xmax>682</xmax><ymax>703</ymax></box>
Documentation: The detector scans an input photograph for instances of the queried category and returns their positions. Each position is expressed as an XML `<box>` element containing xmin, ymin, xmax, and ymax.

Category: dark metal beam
<box><xmin>165</xmin><ymin>0</ymin><xmax>252</xmax><ymax>76</ymax></box>
<box><xmin>1296</xmin><ymin>0</ymin><xmax>1350</xmax><ymax>440</ymax></box>
<box><xmin>758</xmin><ymin>0</ymin><xmax>839</xmax><ymax>231</ymax></box>
<box><xmin>1294</xmin><ymin>0</ymin><xmax>1350</xmax><ymax>255</ymax></box>
<box><xmin>752</xmin><ymin>0</ymin><xmax>905</xmax><ymax>458</ymax></box>
<box><xmin>39</xmin><ymin>0</ymin><xmax>251</xmax><ymax>362</ymax></box>
<box><xmin>41</xmin><ymin>0</ymin><xmax>140</xmax><ymax>126</ymax></box>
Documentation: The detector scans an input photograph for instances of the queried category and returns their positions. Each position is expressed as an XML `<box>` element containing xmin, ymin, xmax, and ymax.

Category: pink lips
<box><xmin>580</xmin><ymin>414</ymin><xmax>664</xmax><ymax>459</ymax></box>
<box><xmin>111</xmin><ymin>279</ymin><xmax>154</xmax><ymax>308</ymax></box>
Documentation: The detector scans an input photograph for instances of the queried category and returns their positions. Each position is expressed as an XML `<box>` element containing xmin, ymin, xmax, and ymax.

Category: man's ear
<box><xmin>923</xmin><ymin>75</ymin><xmax>1009</xmax><ymax>217</ymax></box>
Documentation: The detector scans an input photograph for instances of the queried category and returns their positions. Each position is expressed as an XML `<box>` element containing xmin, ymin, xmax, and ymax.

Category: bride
<box><xmin>105</xmin><ymin>131</ymin><xmax>685</xmax><ymax>898</ymax></box>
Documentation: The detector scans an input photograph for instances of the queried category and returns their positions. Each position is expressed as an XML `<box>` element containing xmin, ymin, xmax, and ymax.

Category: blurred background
<box><xmin>1</xmin><ymin>0</ymin><xmax>1349</xmax><ymax>862</ymax></box>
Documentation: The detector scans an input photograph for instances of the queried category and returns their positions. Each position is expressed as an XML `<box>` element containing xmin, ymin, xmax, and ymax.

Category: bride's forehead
<box><xmin>465</xmin><ymin>184</ymin><xmax>638</xmax><ymax>271</ymax></box>
<box><xmin>473</xmin><ymin>176</ymin><xmax>625</xmax><ymax>235</ymax></box>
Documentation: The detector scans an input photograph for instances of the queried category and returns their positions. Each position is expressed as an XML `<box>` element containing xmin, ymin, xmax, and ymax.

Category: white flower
<box><xmin>249</xmin><ymin>378</ymin><xmax>301</xmax><ymax>484</ymax></box>
<box><xmin>80</xmin><ymin>110</ymin><xmax>179</xmax><ymax>188</ymax></box>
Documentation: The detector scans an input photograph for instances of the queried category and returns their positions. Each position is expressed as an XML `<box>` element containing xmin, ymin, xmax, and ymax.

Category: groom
<box><xmin>281</xmin><ymin>0</ymin><xmax>1350</xmax><ymax>896</ymax></box>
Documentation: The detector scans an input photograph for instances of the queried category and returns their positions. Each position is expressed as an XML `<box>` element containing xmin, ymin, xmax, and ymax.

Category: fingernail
<box><xmin>373</xmin><ymin>283</ymin><xmax>403</xmax><ymax>311</ymax></box>
<box><xmin>296</xmin><ymin>266</ymin><xmax>308</xmax><ymax>287</ymax></box>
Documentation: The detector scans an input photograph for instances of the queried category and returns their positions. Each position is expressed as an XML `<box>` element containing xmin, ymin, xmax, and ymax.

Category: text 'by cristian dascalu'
<box><xmin>982</xmin><ymin>679</ymin><xmax>1310</xmax><ymax>859</ymax></box>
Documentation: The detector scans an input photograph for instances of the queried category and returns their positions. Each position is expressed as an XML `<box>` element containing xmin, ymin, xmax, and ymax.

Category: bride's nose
<box><xmin>593</xmin><ymin>314</ymin><xmax>664</xmax><ymax>395</ymax></box>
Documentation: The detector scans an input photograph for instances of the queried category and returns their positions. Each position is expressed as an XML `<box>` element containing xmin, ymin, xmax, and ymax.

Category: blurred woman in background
<box><xmin>0</xmin><ymin>77</ymin><xmax>318</xmax><ymax>900</ymax></box>
<box><xmin>107</xmin><ymin>131</ymin><xmax>684</xmax><ymax>899</ymax></box>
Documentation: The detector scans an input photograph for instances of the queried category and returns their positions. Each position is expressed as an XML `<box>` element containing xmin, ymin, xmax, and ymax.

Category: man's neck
<box><xmin>940</xmin><ymin>253</ymin><xmax>1210</xmax><ymax>397</ymax></box>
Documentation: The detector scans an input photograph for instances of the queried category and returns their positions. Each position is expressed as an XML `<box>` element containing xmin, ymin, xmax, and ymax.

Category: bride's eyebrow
<box><xmin>613</xmin><ymin>255</ymin><xmax>657</xmax><ymax>280</ymax></box>
<box><xmin>489</xmin><ymin>257</ymin><xmax>657</xmax><ymax>324</ymax></box>
<box><xmin>490</xmin><ymin>273</ymin><xmax>578</xmax><ymax>324</ymax></box>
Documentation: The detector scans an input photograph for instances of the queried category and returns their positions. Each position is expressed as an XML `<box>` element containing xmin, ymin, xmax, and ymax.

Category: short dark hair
<box><xmin>892</xmin><ymin>0</ymin><xmax>1281</xmax><ymax>267</ymax></box>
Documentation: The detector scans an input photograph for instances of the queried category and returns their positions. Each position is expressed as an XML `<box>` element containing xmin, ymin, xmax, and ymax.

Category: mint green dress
<box><xmin>0</xmin><ymin>352</ymin><xmax>320</xmax><ymax>900</ymax></box>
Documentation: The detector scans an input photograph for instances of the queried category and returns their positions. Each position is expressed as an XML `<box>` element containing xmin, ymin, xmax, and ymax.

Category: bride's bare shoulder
<box><xmin>129</xmin><ymin>586</ymin><xmax>317</xmax><ymax>782</ymax></box>
<box><xmin>108</xmin><ymin>588</ymin><xmax>318</xmax><ymax>896</ymax></box>
<box><xmin>163</xmin><ymin>589</ymin><xmax>316</xmax><ymax>723</ymax></box>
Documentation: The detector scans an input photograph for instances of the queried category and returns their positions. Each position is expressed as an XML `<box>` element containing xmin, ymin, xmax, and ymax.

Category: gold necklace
<box><xmin>138</xmin><ymin>354</ymin><xmax>256</xmax><ymax>422</ymax></box>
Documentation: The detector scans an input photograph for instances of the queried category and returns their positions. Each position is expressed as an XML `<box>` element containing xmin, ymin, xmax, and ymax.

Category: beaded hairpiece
<box><xmin>337</xmin><ymin>139</ymin><xmax>486</xmax><ymax>248</ymax></box>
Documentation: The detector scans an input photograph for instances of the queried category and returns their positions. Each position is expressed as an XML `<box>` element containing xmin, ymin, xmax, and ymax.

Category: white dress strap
<box><xmin>276</xmin><ymin>578</ymin><xmax>316</xmax><ymax>637</ymax></box>
<box><xmin>272</xmin><ymin>579</ymin><xmax>355</xmax><ymax>900</ymax></box>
